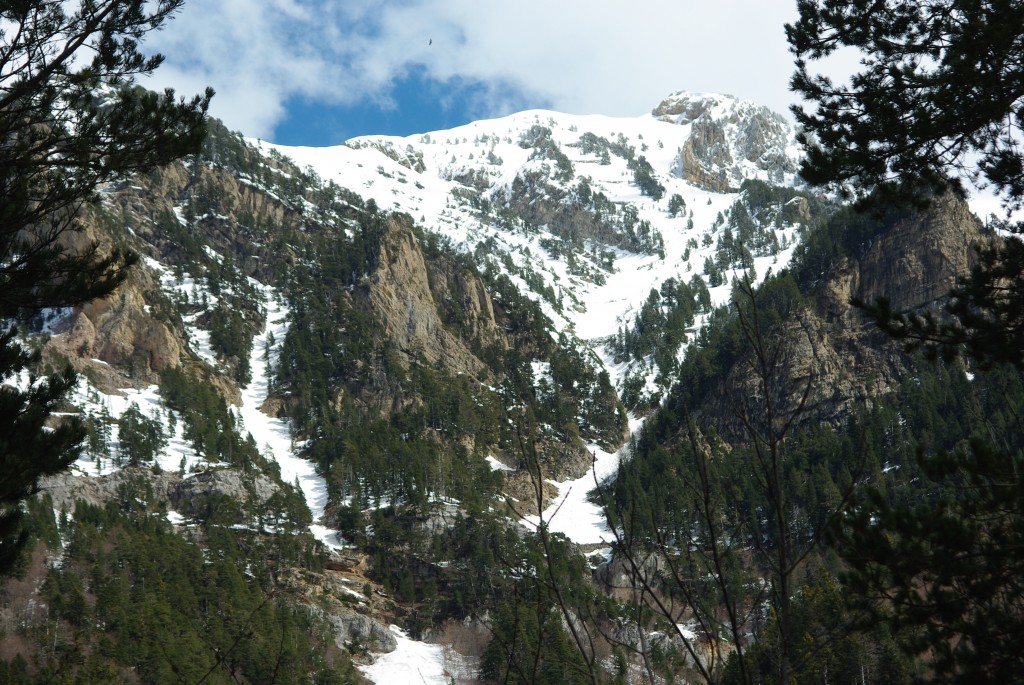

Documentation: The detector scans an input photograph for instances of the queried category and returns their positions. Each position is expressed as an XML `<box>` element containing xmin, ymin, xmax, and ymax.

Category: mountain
<box><xmin>271</xmin><ymin>91</ymin><xmax>807</xmax><ymax>404</ymax></box>
<box><xmin>0</xmin><ymin>90</ymin><xmax>997</xmax><ymax>684</ymax></box>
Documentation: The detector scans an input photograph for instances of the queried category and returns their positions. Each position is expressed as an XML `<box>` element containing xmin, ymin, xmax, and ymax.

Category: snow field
<box><xmin>71</xmin><ymin>381</ymin><xmax>206</xmax><ymax>479</ymax></box>
<box><xmin>358</xmin><ymin>626</ymin><xmax>450</xmax><ymax>685</ymax></box>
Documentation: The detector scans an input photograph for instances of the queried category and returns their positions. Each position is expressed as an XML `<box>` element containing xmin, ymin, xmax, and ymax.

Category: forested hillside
<box><xmin>0</xmin><ymin>82</ymin><xmax>827</xmax><ymax>681</ymax></box>
<box><xmin>1</xmin><ymin>43</ymin><xmax>1018</xmax><ymax>685</ymax></box>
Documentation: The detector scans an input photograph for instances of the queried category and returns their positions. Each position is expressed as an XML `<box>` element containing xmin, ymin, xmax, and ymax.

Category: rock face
<box><xmin>41</xmin><ymin>202</ymin><xmax>187</xmax><ymax>384</ymax></box>
<box><xmin>363</xmin><ymin>218</ymin><xmax>499</xmax><ymax>379</ymax></box>
<box><xmin>704</xmin><ymin>311</ymin><xmax>860</xmax><ymax>438</ymax></box>
<box><xmin>325</xmin><ymin>608</ymin><xmax>398</xmax><ymax>653</ymax></box>
<box><xmin>79</xmin><ymin>273</ymin><xmax>183</xmax><ymax>376</ymax></box>
<box><xmin>278</xmin><ymin>567</ymin><xmax>399</xmax><ymax>654</ymax></box>
<box><xmin>41</xmin><ymin>467</ymin><xmax>281</xmax><ymax>523</ymax></box>
<box><xmin>174</xmin><ymin>469</ymin><xmax>281</xmax><ymax>516</ymax></box>
<box><xmin>653</xmin><ymin>91</ymin><xmax>800</xmax><ymax>191</ymax></box>
<box><xmin>705</xmin><ymin>192</ymin><xmax>987</xmax><ymax>434</ymax></box>
<box><xmin>842</xmin><ymin>192</ymin><xmax>984</xmax><ymax>314</ymax></box>
<box><xmin>41</xmin><ymin>467</ymin><xmax>180</xmax><ymax>513</ymax></box>
<box><xmin>679</xmin><ymin>119</ymin><xmax>732</xmax><ymax>192</ymax></box>
<box><xmin>346</xmin><ymin>139</ymin><xmax>426</xmax><ymax>173</ymax></box>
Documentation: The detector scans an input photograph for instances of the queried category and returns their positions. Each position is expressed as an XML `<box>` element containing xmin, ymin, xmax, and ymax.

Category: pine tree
<box><xmin>787</xmin><ymin>0</ymin><xmax>1024</xmax><ymax>209</ymax></box>
<box><xmin>0</xmin><ymin>0</ymin><xmax>211</xmax><ymax>574</ymax></box>
<box><xmin>789</xmin><ymin>2</ymin><xmax>1024</xmax><ymax>680</ymax></box>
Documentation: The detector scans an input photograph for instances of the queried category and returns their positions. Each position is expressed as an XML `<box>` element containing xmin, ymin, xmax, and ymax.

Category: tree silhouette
<box><xmin>0</xmin><ymin>0</ymin><xmax>211</xmax><ymax>574</ymax></box>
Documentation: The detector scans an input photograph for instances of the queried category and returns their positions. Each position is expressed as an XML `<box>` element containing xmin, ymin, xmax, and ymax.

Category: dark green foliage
<box><xmin>704</xmin><ymin>255</ymin><xmax>725</xmax><ymax>287</ymax></box>
<box><xmin>271</xmin><ymin>211</ymin><xmax>613</xmax><ymax>509</ymax></box>
<box><xmin>629</xmin><ymin>155</ymin><xmax>665</xmax><ymax>201</ymax></box>
<box><xmin>609</xmin><ymin>277</ymin><xmax>713</xmax><ymax>407</ymax></box>
<box><xmin>608</xmin><ymin>297</ymin><xmax>1023</xmax><ymax>683</ymax></box>
<box><xmin>727</xmin><ymin>202</ymin><xmax>776</xmax><ymax>257</ymax></box>
<box><xmin>434</xmin><ymin>510</ymin><xmax>525</xmax><ymax>619</ymax></box>
<box><xmin>275</xmin><ymin>212</ymin><xmax>385</xmax><ymax>430</ymax></box>
<box><xmin>0</xmin><ymin>0</ymin><xmax>211</xmax><ymax>574</ymax></box>
<box><xmin>573</xmin><ymin>132</ymin><xmax>611</xmax><ymax>156</ymax></box>
<box><xmin>788</xmin><ymin>0</ymin><xmax>1024</xmax><ymax>209</ymax></box>
<box><xmin>724</xmin><ymin>570</ymin><xmax>914</xmax><ymax>685</ymax></box>
<box><xmin>474</xmin><ymin>516</ymin><xmax>602</xmax><ymax>685</ymax></box>
<box><xmin>495</xmin><ymin>170</ymin><xmax>664</xmax><ymax>258</ymax></box>
<box><xmin>709</xmin><ymin>181</ymin><xmax>832</xmax><ymax>286</ymax></box>
<box><xmin>605</xmin><ymin>271</ymin><xmax>873</xmax><ymax>683</ymax></box>
<box><xmin>6</xmin><ymin>496</ymin><xmax>353</xmax><ymax>684</ymax></box>
<box><xmin>791</xmin><ymin>5</ymin><xmax>1024</xmax><ymax>680</ymax></box>
<box><xmin>0</xmin><ymin>2</ymin><xmax>211</xmax><ymax>317</ymax></box>
<box><xmin>519</xmin><ymin>125</ymin><xmax>554</xmax><ymax>149</ymax></box>
<box><xmin>837</xmin><ymin>438</ymin><xmax>1024</xmax><ymax>685</ymax></box>
<box><xmin>116</xmin><ymin>403</ymin><xmax>166</xmax><ymax>466</ymax></box>
<box><xmin>827</xmin><ymin>359</ymin><xmax>1024</xmax><ymax>685</ymax></box>
<box><xmin>529</xmin><ymin>137</ymin><xmax>575</xmax><ymax>182</ymax></box>
<box><xmin>609</xmin><ymin>383</ymin><xmax>862</xmax><ymax>560</ymax></box>
<box><xmin>572</xmin><ymin>131</ymin><xmax>635</xmax><ymax>164</ymax></box>
<box><xmin>714</xmin><ymin>226</ymin><xmax>755</xmax><ymax>274</ymax></box>
<box><xmin>160</xmin><ymin>367</ymin><xmax>261</xmax><ymax>469</ymax></box>
<box><xmin>273</xmin><ymin>212</ymin><xmax>520</xmax><ymax>506</ymax></box>
<box><xmin>481</xmin><ymin>603</ymin><xmax>591</xmax><ymax>685</ymax></box>
<box><xmin>483</xmin><ymin>270</ymin><xmax>626</xmax><ymax>450</ymax></box>
<box><xmin>618</xmin><ymin>205</ymin><xmax>666</xmax><ymax>257</ymax></box>
<box><xmin>367</xmin><ymin>507</ymin><xmax>507</xmax><ymax>623</ymax></box>
<box><xmin>208</xmin><ymin>301</ymin><xmax>256</xmax><ymax>384</ymax></box>
<box><xmin>738</xmin><ymin>179</ymin><xmax>831</xmax><ymax>228</ymax></box>
<box><xmin>668</xmin><ymin>193</ymin><xmax>687</xmax><ymax>217</ymax></box>
<box><xmin>674</xmin><ymin>272</ymin><xmax>805</xmax><ymax>411</ymax></box>
<box><xmin>311</xmin><ymin>403</ymin><xmax>503</xmax><ymax>510</ymax></box>
<box><xmin>0</xmin><ymin>334</ymin><xmax>85</xmax><ymax>575</ymax></box>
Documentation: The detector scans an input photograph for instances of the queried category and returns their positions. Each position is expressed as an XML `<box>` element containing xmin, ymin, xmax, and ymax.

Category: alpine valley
<box><xmin>1</xmin><ymin>89</ymin><xmax>1004</xmax><ymax>684</ymax></box>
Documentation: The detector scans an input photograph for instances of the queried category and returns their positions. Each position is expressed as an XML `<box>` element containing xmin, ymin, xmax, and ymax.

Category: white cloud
<box><xmin>143</xmin><ymin>0</ymin><xmax>807</xmax><ymax>141</ymax></box>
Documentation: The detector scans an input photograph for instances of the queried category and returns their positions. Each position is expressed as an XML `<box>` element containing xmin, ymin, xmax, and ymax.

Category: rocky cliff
<box><xmin>704</xmin><ymin>192</ymin><xmax>987</xmax><ymax>436</ymax></box>
<box><xmin>363</xmin><ymin>218</ymin><xmax>500</xmax><ymax>379</ymax></box>
<box><xmin>823</xmin><ymin>192</ymin><xmax>985</xmax><ymax>317</ymax></box>
<box><xmin>653</xmin><ymin>91</ymin><xmax>800</xmax><ymax>191</ymax></box>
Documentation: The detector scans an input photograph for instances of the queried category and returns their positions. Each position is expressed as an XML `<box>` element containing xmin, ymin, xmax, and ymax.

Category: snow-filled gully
<box><xmin>237</xmin><ymin>284</ymin><xmax>451</xmax><ymax>684</ymax></box>
<box><xmin>234</xmin><ymin>282</ymin><xmax>345</xmax><ymax>552</ymax></box>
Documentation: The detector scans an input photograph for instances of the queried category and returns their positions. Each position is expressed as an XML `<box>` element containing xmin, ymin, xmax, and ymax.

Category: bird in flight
<box><xmin>429</xmin><ymin>39</ymin><xmax>432</xmax><ymax>45</ymax></box>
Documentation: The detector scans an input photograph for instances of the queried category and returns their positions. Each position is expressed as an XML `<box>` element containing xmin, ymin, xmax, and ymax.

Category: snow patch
<box><xmin>358</xmin><ymin>626</ymin><xmax>449</xmax><ymax>685</ymax></box>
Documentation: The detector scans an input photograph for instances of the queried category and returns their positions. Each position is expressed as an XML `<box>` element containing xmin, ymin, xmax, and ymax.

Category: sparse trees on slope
<box><xmin>0</xmin><ymin>0</ymin><xmax>211</xmax><ymax>574</ymax></box>
<box><xmin>596</xmin><ymin>274</ymin><xmax>860</xmax><ymax>685</ymax></box>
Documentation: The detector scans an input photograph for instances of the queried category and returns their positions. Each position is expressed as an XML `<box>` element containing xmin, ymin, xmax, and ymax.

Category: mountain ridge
<box><xmin>4</xmin><ymin>87</ymin><xmax>994</xmax><ymax>684</ymax></box>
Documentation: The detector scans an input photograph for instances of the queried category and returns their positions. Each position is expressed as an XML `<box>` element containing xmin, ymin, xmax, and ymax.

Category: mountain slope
<box><xmin>269</xmin><ymin>92</ymin><xmax>809</xmax><ymax>406</ymax></box>
<box><xmin>3</xmin><ymin>91</ymin><xmax>842</xmax><ymax>684</ymax></box>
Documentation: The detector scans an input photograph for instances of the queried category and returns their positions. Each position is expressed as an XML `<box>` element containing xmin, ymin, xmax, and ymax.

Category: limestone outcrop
<box><xmin>363</xmin><ymin>218</ymin><xmax>499</xmax><ymax>379</ymax></box>
<box><xmin>654</xmin><ymin>91</ymin><xmax>800</xmax><ymax>191</ymax></box>
<box><xmin>703</xmin><ymin>192</ymin><xmax>987</xmax><ymax>434</ymax></box>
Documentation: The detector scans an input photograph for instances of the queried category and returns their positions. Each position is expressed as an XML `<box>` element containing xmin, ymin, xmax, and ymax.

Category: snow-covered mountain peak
<box><xmin>263</xmin><ymin>94</ymin><xmax>815</xmax><ymax>415</ymax></box>
<box><xmin>651</xmin><ymin>90</ymin><xmax>777</xmax><ymax>125</ymax></box>
<box><xmin>649</xmin><ymin>89</ymin><xmax>802</xmax><ymax>190</ymax></box>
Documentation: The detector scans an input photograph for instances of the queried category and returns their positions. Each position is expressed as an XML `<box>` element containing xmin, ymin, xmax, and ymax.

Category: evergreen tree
<box><xmin>788</xmin><ymin>0</ymin><xmax>1024</xmax><ymax>208</ymax></box>
<box><xmin>116</xmin><ymin>403</ymin><xmax>166</xmax><ymax>466</ymax></box>
<box><xmin>0</xmin><ymin>0</ymin><xmax>211</xmax><ymax>574</ymax></box>
<box><xmin>789</xmin><ymin>2</ymin><xmax>1024</xmax><ymax>680</ymax></box>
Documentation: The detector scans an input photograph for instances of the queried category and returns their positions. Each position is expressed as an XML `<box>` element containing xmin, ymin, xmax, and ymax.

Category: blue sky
<box><xmin>144</xmin><ymin>1</ymin><xmax>811</xmax><ymax>146</ymax></box>
<box><xmin>272</xmin><ymin>68</ymin><xmax>540</xmax><ymax>145</ymax></box>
